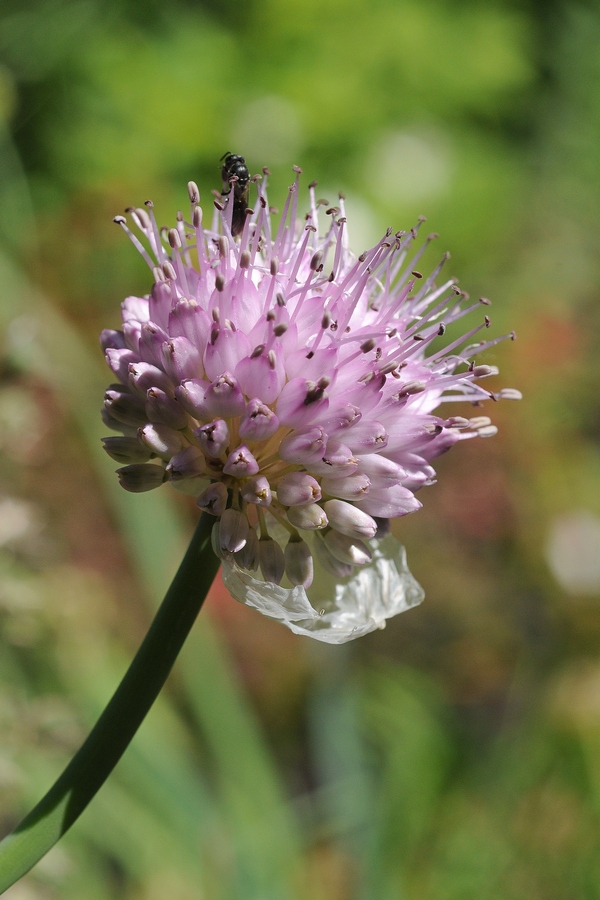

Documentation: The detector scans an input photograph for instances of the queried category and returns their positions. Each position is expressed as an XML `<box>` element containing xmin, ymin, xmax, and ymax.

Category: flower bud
<box><xmin>223</xmin><ymin>445</ymin><xmax>259</xmax><ymax>478</ymax></box>
<box><xmin>235</xmin><ymin>526</ymin><xmax>259</xmax><ymax>570</ymax></box>
<box><xmin>166</xmin><ymin>446</ymin><xmax>206</xmax><ymax>480</ymax></box>
<box><xmin>284</xmin><ymin>538</ymin><xmax>314</xmax><ymax>588</ymax></box>
<box><xmin>195</xmin><ymin>419</ymin><xmax>229</xmax><ymax>458</ymax></box>
<box><xmin>197</xmin><ymin>481</ymin><xmax>228</xmax><ymax>516</ymax></box>
<box><xmin>139</xmin><ymin>423</ymin><xmax>184</xmax><ymax>459</ymax></box>
<box><xmin>307</xmin><ymin>440</ymin><xmax>359</xmax><ymax>478</ymax></box>
<box><xmin>175</xmin><ymin>379</ymin><xmax>210</xmax><ymax>417</ymax></box>
<box><xmin>322</xmin><ymin>499</ymin><xmax>377</xmax><ymax>539</ymax></box>
<box><xmin>202</xmin><ymin>372</ymin><xmax>246</xmax><ymax>418</ymax></box>
<box><xmin>276</xmin><ymin>472</ymin><xmax>321</xmax><ymax>507</ymax></box>
<box><xmin>312</xmin><ymin>532</ymin><xmax>354</xmax><ymax>578</ymax></box>
<box><xmin>240</xmin><ymin>475</ymin><xmax>272</xmax><ymax>507</ymax></box>
<box><xmin>238</xmin><ymin>398</ymin><xmax>280</xmax><ymax>441</ymax></box>
<box><xmin>161</xmin><ymin>336</ymin><xmax>203</xmax><ymax>383</ymax></box>
<box><xmin>117</xmin><ymin>463</ymin><xmax>167</xmax><ymax>493</ymax></box>
<box><xmin>219</xmin><ymin>508</ymin><xmax>250</xmax><ymax>553</ymax></box>
<box><xmin>258</xmin><ymin>537</ymin><xmax>285</xmax><ymax>584</ymax></box>
<box><xmin>279</xmin><ymin>428</ymin><xmax>327</xmax><ymax>465</ymax></box>
<box><xmin>286</xmin><ymin>503</ymin><xmax>328</xmax><ymax>531</ymax></box>
<box><xmin>323</xmin><ymin>531</ymin><xmax>372</xmax><ymax>566</ymax></box>
<box><xmin>146</xmin><ymin>387</ymin><xmax>188</xmax><ymax>430</ymax></box>
<box><xmin>104</xmin><ymin>389</ymin><xmax>148</xmax><ymax>427</ymax></box>
<box><xmin>344</xmin><ymin>420</ymin><xmax>388</xmax><ymax>453</ymax></box>
<box><xmin>128</xmin><ymin>361</ymin><xmax>173</xmax><ymax>396</ymax></box>
<box><xmin>321</xmin><ymin>473</ymin><xmax>371</xmax><ymax>500</ymax></box>
<box><xmin>102</xmin><ymin>436</ymin><xmax>152</xmax><ymax>464</ymax></box>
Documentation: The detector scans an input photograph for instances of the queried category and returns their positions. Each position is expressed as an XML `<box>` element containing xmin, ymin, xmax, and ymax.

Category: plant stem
<box><xmin>0</xmin><ymin>513</ymin><xmax>220</xmax><ymax>893</ymax></box>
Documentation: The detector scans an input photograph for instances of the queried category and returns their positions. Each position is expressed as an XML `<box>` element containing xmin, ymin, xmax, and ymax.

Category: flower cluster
<box><xmin>101</xmin><ymin>165</ymin><xmax>519</xmax><ymax>641</ymax></box>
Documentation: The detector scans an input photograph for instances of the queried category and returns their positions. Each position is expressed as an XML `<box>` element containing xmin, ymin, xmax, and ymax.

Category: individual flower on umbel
<box><xmin>101</xmin><ymin>164</ymin><xmax>519</xmax><ymax>642</ymax></box>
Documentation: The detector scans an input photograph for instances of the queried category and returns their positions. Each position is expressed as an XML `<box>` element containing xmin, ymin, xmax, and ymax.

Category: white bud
<box><xmin>286</xmin><ymin>503</ymin><xmax>328</xmax><ymax>531</ymax></box>
<box><xmin>276</xmin><ymin>472</ymin><xmax>321</xmax><ymax>506</ymax></box>
<box><xmin>284</xmin><ymin>539</ymin><xmax>314</xmax><ymax>588</ymax></box>
<box><xmin>323</xmin><ymin>531</ymin><xmax>372</xmax><ymax>566</ymax></box>
<box><xmin>322</xmin><ymin>500</ymin><xmax>377</xmax><ymax>539</ymax></box>
<box><xmin>219</xmin><ymin>509</ymin><xmax>250</xmax><ymax>553</ymax></box>
<box><xmin>139</xmin><ymin>423</ymin><xmax>184</xmax><ymax>459</ymax></box>
<box><xmin>235</xmin><ymin>526</ymin><xmax>259</xmax><ymax>570</ymax></box>
<box><xmin>241</xmin><ymin>475</ymin><xmax>272</xmax><ymax>507</ymax></box>
<box><xmin>258</xmin><ymin>538</ymin><xmax>285</xmax><ymax>584</ymax></box>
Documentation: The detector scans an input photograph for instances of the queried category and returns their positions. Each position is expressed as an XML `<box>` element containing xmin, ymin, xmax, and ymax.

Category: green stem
<box><xmin>0</xmin><ymin>513</ymin><xmax>220</xmax><ymax>893</ymax></box>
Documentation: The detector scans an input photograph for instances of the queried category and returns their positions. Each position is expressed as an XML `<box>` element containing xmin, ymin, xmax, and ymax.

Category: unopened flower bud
<box><xmin>223</xmin><ymin>445</ymin><xmax>259</xmax><ymax>478</ymax></box>
<box><xmin>104</xmin><ymin>389</ymin><xmax>148</xmax><ymax>427</ymax></box>
<box><xmin>240</xmin><ymin>475</ymin><xmax>272</xmax><ymax>506</ymax></box>
<box><xmin>102</xmin><ymin>436</ymin><xmax>152</xmax><ymax>464</ymax></box>
<box><xmin>202</xmin><ymin>373</ymin><xmax>246</xmax><ymax>418</ymax></box>
<box><xmin>322</xmin><ymin>499</ymin><xmax>377</xmax><ymax>539</ymax></box>
<box><xmin>279</xmin><ymin>428</ymin><xmax>327</xmax><ymax>465</ymax></box>
<box><xmin>258</xmin><ymin>537</ymin><xmax>285</xmax><ymax>584</ymax></box>
<box><xmin>307</xmin><ymin>440</ymin><xmax>359</xmax><ymax>478</ymax></box>
<box><xmin>276</xmin><ymin>472</ymin><xmax>321</xmax><ymax>506</ymax></box>
<box><xmin>219</xmin><ymin>508</ymin><xmax>250</xmax><ymax>553</ymax></box>
<box><xmin>166</xmin><ymin>446</ymin><xmax>206</xmax><ymax>480</ymax></box>
<box><xmin>197</xmin><ymin>481</ymin><xmax>228</xmax><ymax>516</ymax></box>
<box><xmin>321</xmin><ymin>473</ymin><xmax>370</xmax><ymax>500</ymax></box>
<box><xmin>128</xmin><ymin>361</ymin><xmax>173</xmax><ymax>396</ymax></box>
<box><xmin>117</xmin><ymin>463</ymin><xmax>167</xmax><ymax>493</ymax></box>
<box><xmin>139</xmin><ymin>423</ymin><xmax>184</xmax><ymax>459</ymax></box>
<box><xmin>284</xmin><ymin>538</ymin><xmax>314</xmax><ymax>588</ymax></box>
<box><xmin>146</xmin><ymin>388</ymin><xmax>188</xmax><ymax>430</ymax></box>
<box><xmin>238</xmin><ymin>398</ymin><xmax>280</xmax><ymax>441</ymax></box>
<box><xmin>171</xmin><ymin>382</ymin><xmax>204</xmax><ymax>420</ymax></box>
<box><xmin>324</xmin><ymin>530</ymin><xmax>372</xmax><ymax>566</ymax></box>
<box><xmin>235</xmin><ymin>526</ymin><xmax>259</xmax><ymax>570</ymax></box>
<box><xmin>312</xmin><ymin>532</ymin><xmax>354</xmax><ymax>578</ymax></box>
<box><xmin>195</xmin><ymin>419</ymin><xmax>229</xmax><ymax>458</ymax></box>
<box><xmin>286</xmin><ymin>503</ymin><xmax>328</xmax><ymax>531</ymax></box>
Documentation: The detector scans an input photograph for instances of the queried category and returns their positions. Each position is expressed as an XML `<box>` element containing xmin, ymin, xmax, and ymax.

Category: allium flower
<box><xmin>101</xmin><ymin>165</ymin><xmax>519</xmax><ymax>642</ymax></box>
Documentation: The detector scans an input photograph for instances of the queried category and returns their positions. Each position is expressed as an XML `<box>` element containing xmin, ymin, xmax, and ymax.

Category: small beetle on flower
<box><xmin>102</xmin><ymin>159</ymin><xmax>519</xmax><ymax>642</ymax></box>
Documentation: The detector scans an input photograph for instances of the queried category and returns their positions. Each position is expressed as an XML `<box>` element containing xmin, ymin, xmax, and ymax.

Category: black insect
<box><xmin>220</xmin><ymin>152</ymin><xmax>250</xmax><ymax>237</ymax></box>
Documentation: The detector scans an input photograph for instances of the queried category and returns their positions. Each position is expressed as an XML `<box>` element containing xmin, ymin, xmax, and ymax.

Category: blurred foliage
<box><xmin>1</xmin><ymin>0</ymin><xmax>600</xmax><ymax>897</ymax></box>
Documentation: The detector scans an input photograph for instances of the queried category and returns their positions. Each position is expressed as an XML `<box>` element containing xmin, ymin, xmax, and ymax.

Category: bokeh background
<box><xmin>1</xmin><ymin>0</ymin><xmax>600</xmax><ymax>897</ymax></box>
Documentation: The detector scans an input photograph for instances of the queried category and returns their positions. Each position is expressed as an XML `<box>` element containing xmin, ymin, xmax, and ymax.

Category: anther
<box><xmin>193</xmin><ymin>206</ymin><xmax>203</xmax><ymax>228</ymax></box>
<box><xmin>218</xmin><ymin>236</ymin><xmax>229</xmax><ymax>258</ymax></box>
<box><xmin>251</xmin><ymin>344</ymin><xmax>265</xmax><ymax>359</ymax></box>
<box><xmin>273</xmin><ymin>322</ymin><xmax>288</xmax><ymax>337</ymax></box>
<box><xmin>310</xmin><ymin>251</ymin><xmax>323</xmax><ymax>271</ymax></box>
<box><xmin>215</xmin><ymin>274</ymin><xmax>225</xmax><ymax>292</ymax></box>
<box><xmin>266</xmin><ymin>309</ymin><xmax>276</xmax><ymax>322</ymax></box>
<box><xmin>268</xmin><ymin>350</ymin><xmax>277</xmax><ymax>369</ymax></box>
<box><xmin>437</xmin><ymin>323</ymin><xmax>446</xmax><ymax>335</ymax></box>
<box><xmin>479</xmin><ymin>297</ymin><xmax>491</xmax><ymax>306</ymax></box>
<box><xmin>240</xmin><ymin>250</ymin><xmax>251</xmax><ymax>268</ymax></box>
<box><xmin>162</xmin><ymin>261</ymin><xmax>177</xmax><ymax>280</ymax></box>
<box><xmin>321</xmin><ymin>311</ymin><xmax>332</xmax><ymax>329</ymax></box>
<box><xmin>360</xmin><ymin>338</ymin><xmax>376</xmax><ymax>353</ymax></box>
<box><xmin>168</xmin><ymin>228</ymin><xmax>181</xmax><ymax>249</ymax></box>
<box><xmin>270</xmin><ymin>258</ymin><xmax>279</xmax><ymax>276</ymax></box>
<box><xmin>187</xmin><ymin>181</ymin><xmax>200</xmax><ymax>204</ymax></box>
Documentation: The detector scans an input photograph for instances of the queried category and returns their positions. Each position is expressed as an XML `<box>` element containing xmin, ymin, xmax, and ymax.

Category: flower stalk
<box><xmin>0</xmin><ymin>513</ymin><xmax>219</xmax><ymax>893</ymax></box>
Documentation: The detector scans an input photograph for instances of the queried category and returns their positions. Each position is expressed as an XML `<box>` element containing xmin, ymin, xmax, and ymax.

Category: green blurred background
<box><xmin>1</xmin><ymin>0</ymin><xmax>600</xmax><ymax>897</ymax></box>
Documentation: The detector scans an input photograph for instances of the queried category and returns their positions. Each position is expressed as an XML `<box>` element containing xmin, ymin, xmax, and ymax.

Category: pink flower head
<box><xmin>101</xmin><ymin>164</ymin><xmax>519</xmax><ymax>641</ymax></box>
